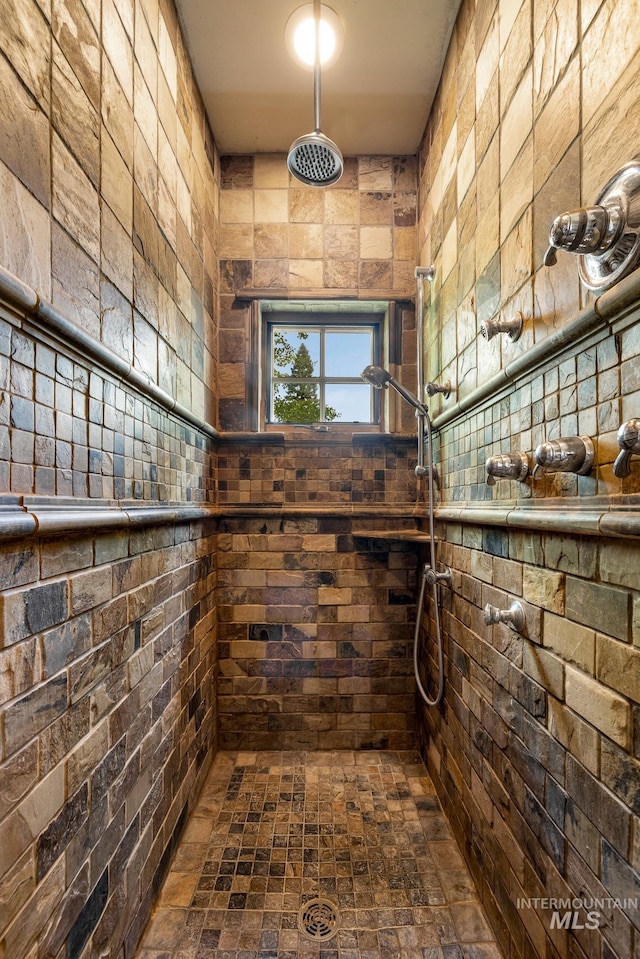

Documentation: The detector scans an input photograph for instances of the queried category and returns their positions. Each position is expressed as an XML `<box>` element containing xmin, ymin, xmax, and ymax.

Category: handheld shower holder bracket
<box><xmin>423</xmin><ymin>566</ymin><xmax>451</xmax><ymax>587</ymax></box>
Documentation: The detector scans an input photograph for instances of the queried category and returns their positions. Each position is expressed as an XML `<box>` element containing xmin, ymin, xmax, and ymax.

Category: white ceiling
<box><xmin>175</xmin><ymin>1</ymin><xmax>462</xmax><ymax>157</ymax></box>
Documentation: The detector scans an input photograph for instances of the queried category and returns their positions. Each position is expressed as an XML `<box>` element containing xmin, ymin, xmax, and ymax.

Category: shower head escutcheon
<box><xmin>360</xmin><ymin>365</ymin><xmax>429</xmax><ymax>417</ymax></box>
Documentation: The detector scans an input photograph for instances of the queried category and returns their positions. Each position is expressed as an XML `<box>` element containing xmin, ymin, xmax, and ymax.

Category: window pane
<box><xmin>325</xmin><ymin>383</ymin><xmax>372</xmax><ymax>423</ymax></box>
<box><xmin>272</xmin><ymin>381</ymin><xmax>322</xmax><ymax>423</ymax></box>
<box><xmin>272</xmin><ymin>328</ymin><xmax>320</xmax><ymax>377</ymax></box>
<box><xmin>324</xmin><ymin>330</ymin><xmax>372</xmax><ymax>377</ymax></box>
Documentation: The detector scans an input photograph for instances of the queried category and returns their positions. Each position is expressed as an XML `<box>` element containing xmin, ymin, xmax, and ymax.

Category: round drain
<box><xmin>298</xmin><ymin>897</ymin><xmax>339</xmax><ymax>942</ymax></box>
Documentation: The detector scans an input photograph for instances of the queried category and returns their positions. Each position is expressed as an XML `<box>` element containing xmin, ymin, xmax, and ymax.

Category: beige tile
<box><xmin>254</xmin><ymin>154</ymin><xmax>289</xmax><ymax>188</ymax></box>
<box><xmin>324</xmin><ymin>224</ymin><xmax>358</xmax><ymax>259</ymax></box>
<box><xmin>254</xmin><ymin>188</ymin><xmax>288</xmax><ymax>223</ymax></box>
<box><xmin>500</xmin><ymin>65</ymin><xmax>532</xmax><ymax>175</ymax></box>
<box><xmin>534</xmin><ymin>57</ymin><xmax>579</xmax><ymax>194</ymax></box>
<box><xmin>501</xmin><ymin>204</ymin><xmax>532</xmax><ymax>301</ymax></box>
<box><xmin>476</xmin><ymin>13</ymin><xmax>499</xmax><ymax>112</ymax></box>
<box><xmin>52</xmin><ymin>133</ymin><xmax>100</xmax><ymax>263</ymax></box>
<box><xmin>582</xmin><ymin>0</ymin><xmax>640</xmax><ymax>125</ymax></box>
<box><xmin>289</xmin><ymin>188</ymin><xmax>324</xmax><ymax>223</ymax></box>
<box><xmin>0</xmin><ymin>160</ymin><xmax>52</xmax><ymax>297</ymax></box>
<box><xmin>501</xmin><ymin>137</ymin><xmax>532</xmax><ymax>240</ymax></box>
<box><xmin>220</xmin><ymin>189</ymin><xmax>253</xmax><ymax>224</ymax></box>
<box><xmin>289</xmin><ymin>258</ymin><xmax>323</xmax><ymax>288</ymax></box>
<box><xmin>255</xmin><ymin>223</ymin><xmax>288</xmax><ymax>258</ymax></box>
<box><xmin>359</xmin><ymin>225</ymin><xmax>392</xmax><ymax>259</ymax></box>
<box><xmin>325</xmin><ymin>189</ymin><xmax>358</xmax><ymax>224</ymax></box>
<box><xmin>289</xmin><ymin>223</ymin><xmax>323</xmax><ymax>258</ymax></box>
<box><xmin>358</xmin><ymin>156</ymin><xmax>393</xmax><ymax>191</ymax></box>
<box><xmin>219</xmin><ymin>223</ymin><xmax>253</xmax><ymax>259</ymax></box>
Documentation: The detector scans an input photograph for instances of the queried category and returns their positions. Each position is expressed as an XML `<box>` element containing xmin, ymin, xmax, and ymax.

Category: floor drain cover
<box><xmin>298</xmin><ymin>897</ymin><xmax>340</xmax><ymax>941</ymax></box>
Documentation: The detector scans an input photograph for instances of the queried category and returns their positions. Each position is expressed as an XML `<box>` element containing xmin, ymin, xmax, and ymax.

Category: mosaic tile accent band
<box><xmin>135</xmin><ymin>750</ymin><xmax>503</xmax><ymax>959</ymax></box>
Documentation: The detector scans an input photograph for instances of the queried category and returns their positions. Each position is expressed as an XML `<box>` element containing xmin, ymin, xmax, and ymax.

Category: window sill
<box><xmin>217</xmin><ymin>429</ymin><xmax>416</xmax><ymax>447</ymax></box>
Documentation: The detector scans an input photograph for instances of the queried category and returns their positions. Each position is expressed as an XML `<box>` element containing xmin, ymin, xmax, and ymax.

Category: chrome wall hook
<box><xmin>485</xmin><ymin>451</ymin><xmax>530</xmax><ymax>486</ymax></box>
<box><xmin>480</xmin><ymin>311</ymin><xmax>523</xmax><ymax>342</ymax></box>
<box><xmin>484</xmin><ymin>601</ymin><xmax>525</xmax><ymax>633</ymax></box>
<box><xmin>613</xmin><ymin>419</ymin><xmax>640</xmax><ymax>477</ymax></box>
<box><xmin>531</xmin><ymin>436</ymin><xmax>594</xmax><ymax>478</ymax></box>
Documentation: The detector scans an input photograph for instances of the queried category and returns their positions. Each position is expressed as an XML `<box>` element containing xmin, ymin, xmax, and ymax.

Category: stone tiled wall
<box><xmin>217</xmin><ymin>436</ymin><xmax>419</xmax><ymax>507</ymax></box>
<box><xmin>217</xmin><ymin>153</ymin><xmax>418</xmax><ymax>432</ymax></box>
<box><xmin>418</xmin><ymin>526</ymin><xmax>640</xmax><ymax>959</ymax></box>
<box><xmin>0</xmin><ymin>0</ymin><xmax>220</xmax><ymax>957</ymax></box>
<box><xmin>0</xmin><ymin>519</ymin><xmax>217</xmax><ymax>959</ymax></box>
<box><xmin>215</xmin><ymin>433</ymin><xmax>425</xmax><ymax>748</ymax></box>
<box><xmin>415</xmin><ymin>1</ymin><xmax>640</xmax><ymax>958</ymax></box>
<box><xmin>217</xmin><ymin>513</ymin><xmax>421</xmax><ymax>751</ymax></box>
<box><xmin>0</xmin><ymin>0</ymin><xmax>218</xmax><ymax>423</ymax></box>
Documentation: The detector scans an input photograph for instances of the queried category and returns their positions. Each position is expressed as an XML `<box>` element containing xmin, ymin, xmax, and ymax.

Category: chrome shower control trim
<box><xmin>423</xmin><ymin>566</ymin><xmax>452</xmax><ymax>587</ymax></box>
<box><xmin>485</xmin><ymin>451</ymin><xmax>529</xmax><ymax>486</ymax></box>
<box><xmin>543</xmin><ymin>160</ymin><xmax>640</xmax><ymax>291</ymax></box>
<box><xmin>425</xmin><ymin>381</ymin><xmax>452</xmax><ymax>398</ymax></box>
<box><xmin>480</xmin><ymin>311</ymin><xmax>523</xmax><ymax>342</ymax></box>
<box><xmin>613</xmin><ymin>418</ymin><xmax>640</xmax><ymax>477</ymax></box>
<box><xmin>532</xmin><ymin>436</ymin><xmax>594</xmax><ymax>478</ymax></box>
<box><xmin>484</xmin><ymin>601</ymin><xmax>525</xmax><ymax>633</ymax></box>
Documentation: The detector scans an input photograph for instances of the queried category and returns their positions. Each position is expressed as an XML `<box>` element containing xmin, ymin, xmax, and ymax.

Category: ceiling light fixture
<box><xmin>285</xmin><ymin>3</ymin><xmax>344</xmax><ymax>69</ymax></box>
<box><xmin>286</xmin><ymin>0</ymin><xmax>344</xmax><ymax>187</ymax></box>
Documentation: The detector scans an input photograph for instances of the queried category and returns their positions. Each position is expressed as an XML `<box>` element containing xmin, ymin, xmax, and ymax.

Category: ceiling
<box><xmin>175</xmin><ymin>1</ymin><xmax>462</xmax><ymax>157</ymax></box>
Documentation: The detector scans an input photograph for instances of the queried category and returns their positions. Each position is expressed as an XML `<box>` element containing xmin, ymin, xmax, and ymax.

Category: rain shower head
<box><xmin>287</xmin><ymin>130</ymin><xmax>343</xmax><ymax>187</ymax></box>
<box><xmin>287</xmin><ymin>0</ymin><xmax>343</xmax><ymax>187</ymax></box>
<box><xmin>360</xmin><ymin>365</ymin><xmax>429</xmax><ymax>417</ymax></box>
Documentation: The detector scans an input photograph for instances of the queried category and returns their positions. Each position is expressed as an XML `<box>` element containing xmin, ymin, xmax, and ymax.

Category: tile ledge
<box><xmin>434</xmin><ymin>502</ymin><xmax>640</xmax><ymax>539</ymax></box>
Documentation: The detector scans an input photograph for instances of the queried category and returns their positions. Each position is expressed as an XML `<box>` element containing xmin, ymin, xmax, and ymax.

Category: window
<box><xmin>265</xmin><ymin>312</ymin><xmax>381</xmax><ymax>425</ymax></box>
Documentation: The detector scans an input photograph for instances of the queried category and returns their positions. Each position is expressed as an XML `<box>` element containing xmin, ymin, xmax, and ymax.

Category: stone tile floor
<box><xmin>135</xmin><ymin>750</ymin><xmax>503</xmax><ymax>959</ymax></box>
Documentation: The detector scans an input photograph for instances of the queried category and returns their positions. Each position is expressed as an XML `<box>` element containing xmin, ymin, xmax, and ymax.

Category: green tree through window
<box><xmin>267</xmin><ymin>318</ymin><xmax>378</xmax><ymax>425</ymax></box>
<box><xmin>273</xmin><ymin>332</ymin><xmax>339</xmax><ymax>423</ymax></box>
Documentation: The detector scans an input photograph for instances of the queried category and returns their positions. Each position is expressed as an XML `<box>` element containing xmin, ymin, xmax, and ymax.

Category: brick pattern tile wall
<box><xmin>217</xmin><ymin>514</ymin><xmax>421</xmax><ymax>751</ymax></box>
<box><xmin>414</xmin><ymin>1</ymin><xmax>640</xmax><ymax>958</ymax></box>
<box><xmin>0</xmin><ymin>520</ymin><xmax>217</xmax><ymax>959</ymax></box>
<box><xmin>417</xmin><ymin>526</ymin><xmax>640</xmax><ymax>959</ymax></box>
<box><xmin>0</xmin><ymin>0</ymin><xmax>220</xmax><ymax>957</ymax></box>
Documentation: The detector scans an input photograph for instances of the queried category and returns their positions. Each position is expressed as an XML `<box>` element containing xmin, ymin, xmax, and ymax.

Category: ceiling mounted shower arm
<box><xmin>286</xmin><ymin>2</ymin><xmax>343</xmax><ymax>186</ymax></box>
<box><xmin>313</xmin><ymin>0</ymin><xmax>322</xmax><ymax>132</ymax></box>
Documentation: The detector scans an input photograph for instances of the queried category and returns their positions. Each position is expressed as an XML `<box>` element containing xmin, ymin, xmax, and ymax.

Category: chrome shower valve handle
<box><xmin>613</xmin><ymin>418</ymin><xmax>640</xmax><ymax>478</ymax></box>
<box><xmin>531</xmin><ymin>436</ymin><xmax>594</xmax><ymax>478</ymax></box>
<box><xmin>480</xmin><ymin>312</ymin><xmax>523</xmax><ymax>342</ymax></box>
<box><xmin>485</xmin><ymin>451</ymin><xmax>530</xmax><ymax>486</ymax></box>
<box><xmin>484</xmin><ymin>601</ymin><xmax>525</xmax><ymax>633</ymax></box>
<box><xmin>543</xmin><ymin>160</ymin><xmax>640</xmax><ymax>290</ymax></box>
<box><xmin>543</xmin><ymin>204</ymin><xmax>623</xmax><ymax>266</ymax></box>
<box><xmin>425</xmin><ymin>381</ymin><xmax>452</xmax><ymax>398</ymax></box>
